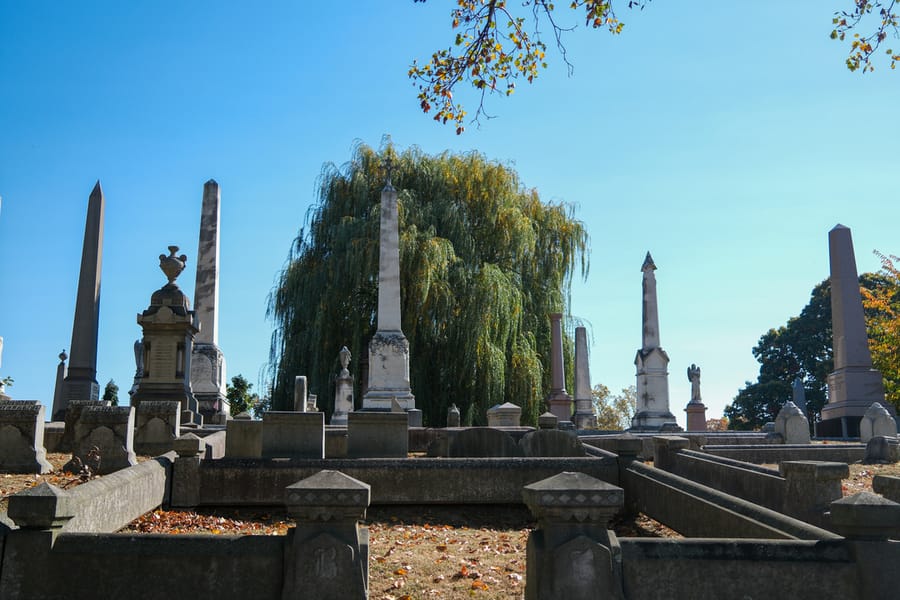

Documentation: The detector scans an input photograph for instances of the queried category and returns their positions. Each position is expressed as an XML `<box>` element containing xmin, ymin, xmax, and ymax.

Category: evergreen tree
<box><xmin>103</xmin><ymin>379</ymin><xmax>119</xmax><ymax>406</ymax></box>
<box><xmin>268</xmin><ymin>143</ymin><xmax>588</xmax><ymax>426</ymax></box>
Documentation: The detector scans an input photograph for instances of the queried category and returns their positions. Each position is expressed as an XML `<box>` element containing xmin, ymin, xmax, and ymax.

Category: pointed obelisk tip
<box><xmin>205</xmin><ymin>178</ymin><xmax>218</xmax><ymax>187</ymax></box>
<box><xmin>90</xmin><ymin>180</ymin><xmax>103</xmax><ymax>198</ymax></box>
<box><xmin>831</xmin><ymin>223</ymin><xmax>849</xmax><ymax>232</ymax></box>
<box><xmin>641</xmin><ymin>252</ymin><xmax>657</xmax><ymax>272</ymax></box>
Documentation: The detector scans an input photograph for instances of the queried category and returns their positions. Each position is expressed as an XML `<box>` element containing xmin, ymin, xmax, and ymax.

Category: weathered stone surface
<box><xmin>332</xmin><ymin>348</ymin><xmax>354</xmax><ymax>426</ymax></box>
<box><xmin>225</xmin><ymin>418</ymin><xmax>262</xmax><ymax>458</ymax></box>
<box><xmin>347</xmin><ymin>411</ymin><xmax>408</xmax><ymax>458</ymax></box>
<box><xmin>864</xmin><ymin>435</ymin><xmax>899</xmax><ymax>464</ymax></box>
<box><xmin>873</xmin><ymin>474</ymin><xmax>900</xmax><ymax>503</ymax></box>
<box><xmin>519</xmin><ymin>429</ymin><xmax>586</xmax><ymax>457</ymax></box>
<box><xmin>134</xmin><ymin>400</ymin><xmax>180</xmax><ymax>456</ymax></box>
<box><xmin>572</xmin><ymin>326</ymin><xmax>597</xmax><ymax>429</ymax></box>
<box><xmin>538</xmin><ymin>412</ymin><xmax>559</xmax><ymax>430</ymax></box>
<box><xmin>830</xmin><ymin>491</ymin><xmax>900</xmax><ymax>540</ymax></box>
<box><xmin>262</xmin><ymin>411</ymin><xmax>324</xmax><ymax>459</ymax></box>
<box><xmin>7</xmin><ymin>482</ymin><xmax>76</xmax><ymax>529</ymax></box>
<box><xmin>284</xmin><ymin>470</ymin><xmax>371</xmax><ymax>521</ymax></box>
<box><xmin>546</xmin><ymin>313</ymin><xmax>573</xmax><ymax>422</ymax></box>
<box><xmin>74</xmin><ymin>405</ymin><xmax>136</xmax><ymax>474</ymax></box>
<box><xmin>0</xmin><ymin>402</ymin><xmax>53</xmax><ymax>473</ymax></box>
<box><xmin>446</xmin><ymin>403</ymin><xmax>460</xmax><ymax>427</ymax></box>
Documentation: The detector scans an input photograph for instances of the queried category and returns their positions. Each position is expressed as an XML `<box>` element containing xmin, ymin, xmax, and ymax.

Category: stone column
<box><xmin>631</xmin><ymin>253</ymin><xmax>677</xmax><ymax>431</ymax></box>
<box><xmin>283</xmin><ymin>470</ymin><xmax>371</xmax><ymax>599</ymax></box>
<box><xmin>50</xmin><ymin>351</ymin><xmax>67</xmax><ymax>422</ymax></box>
<box><xmin>191</xmin><ymin>180</ymin><xmax>228</xmax><ymax>423</ymax></box>
<box><xmin>820</xmin><ymin>225</ymin><xmax>891</xmax><ymax>437</ymax></box>
<box><xmin>522</xmin><ymin>472</ymin><xmax>625</xmax><ymax>600</ymax></box>
<box><xmin>546</xmin><ymin>313</ymin><xmax>573</xmax><ymax>423</ymax></box>
<box><xmin>60</xmin><ymin>181</ymin><xmax>104</xmax><ymax>417</ymax></box>
<box><xmin>572</xmin><ymin>326</ymin><xmax>596</xmax><ymax>429</ymax></box>
<box><xmin>362</xmin><ymin>166</ymin><xmax>414</xmax><ymax>411</ymax></box>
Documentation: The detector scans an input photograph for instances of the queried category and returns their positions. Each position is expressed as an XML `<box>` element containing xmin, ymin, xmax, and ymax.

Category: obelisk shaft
<box><xmin>194</xmin><ymin>179</ymin><xmax>220</xmax><ymax>345</ymax></box>
<box><xmin>829</xmin><ymin>225</ymin><xmax>873</xmax><ymax>369</ymax></box>
<box><xmin>61</xmin><ymin>181</ymin><xmax>104</xmax><ymax>409</ymax></box>
<box><xmin>641</xmin><ymin>252</ymin><xmax>660</xmax><ymax>350</ymax></box>
<box><xmin>376</xmin><ymin>183</ymin><xmax>402</xmax><ymax>331</ymax></box>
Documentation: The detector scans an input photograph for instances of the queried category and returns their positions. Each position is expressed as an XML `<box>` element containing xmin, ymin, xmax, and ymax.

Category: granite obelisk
<box><xmin>631</xmin><ymin>252</ymin><xmax>677</xmax><ymax>431</ymax></box>
<box><xmin>190</xmin><ymin>180</ymin><xmax>228</xmax><ymax>422</ymax></box>
<box><xmin>572</xmin><ymin>326</ymin><xmax>597</xmax><ymax>429</ymax></box>
<box><xmin>362</xmin><ymin>159</ymin><xmax>415</xmax><ymax>410</ymax></box>
<box><xmin>819</xmin><ymin>224</ymin><xmax>891</xmax><ymax>437</ymax></box>
<box><xmin>58</xmin><ymin>181</ymin><xmax>104</xmax><ymax>420</ymax></box>
<box><xmin>546</xmin><ymin>313</ymin><xmax>574</xmax><ymax>423</ymax></box>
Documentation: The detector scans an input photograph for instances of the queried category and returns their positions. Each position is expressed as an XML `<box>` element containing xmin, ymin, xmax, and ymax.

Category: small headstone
<box><xmin>486</xmin><ymin>402</ymin><xmax>521</xmax><ymax>427</ymax></box>
<box><xmin>407</xmin><ymin>408</ymin><xmax>423</xmax><ymax>428</ymax></box>
<box><xmin>860</xmin><ymin>402</ymin><xmax>898</xmax><ymax>443</ymax></box>
<box><xmin>447</xmin><ymin>427</ymin><xmax>522</xmax><ymax>458</ymax></box>
<box><xmin>762</xmin><ymin>422</ymin><xmax>776</xmax><ymax>433</ymax></box>
<box><xmin>59</xmin><ymin>399</ymin><xmax>106</xmax><ymax>452</ymax></box>
<box><xmin>225</xmin><ymin>418</ymin><xmax>263</xmax><ymax>458</ymax></box>
<box><xmin>0</xmin><ymin>402</ymin><xmax>53</xmax><ymax>473</ymax></box>
<box><xmin>446</xmin><ymin>403</ymin><xmax>460</xmax><ymax>428</ymax></box>
<box><xmin>293</xmin><ymin>376</ymin><xmax>308</xmax><ymax>412</ymax></box>
<box><xmin>775</xmin><ymin>401</ymin><xmax>810</xmax><ymax>444</ymax></box>
<box><xmin>306</xmin><ymin>394</ymin><xmax>318</xmax><ymax>412</ymax></box>
<box><xmin>73</xmin><ymin>405</ymin><xmax>137</xmax><ymax>474</ymax></box>
<box><xmin>519</xmin><ymin>429</ymin><xmax>585</xmax><ymax>457</ymax></box>
<box><xmin>864</xmin><ymin>435</ymin><xmax>900</xmax><ymax>464</ymax></box>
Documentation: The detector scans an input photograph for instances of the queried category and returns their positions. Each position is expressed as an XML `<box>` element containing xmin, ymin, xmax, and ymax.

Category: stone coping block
<box><xmin>778</xmin><ymin>461</ymin><xmax>849</xmax><ymax>480</ymax></box>
<box><xmin>830</xmin><ymin>491</ymin><xmax>900</xmax><ymax>540</ymax></box>
<box><xmin>523</xmin><ymin>471</ymin><xmax>624</xmax><ymax>523</ymax></box>
<box><xmin>262</xmin><ymin>411</ymin><xmax>325</xmax><ymax>459</ymax></box>
<box><xmin>7</xmin><ymin>482</ymin><xmax>77</xmax><ymax>529</ymax></box>
<box><xmin>873</xmin><ymin>474</ymin><xmax>900</xmax><ymax>502</ymax></box>
<box><xmin>174</xmin><ymin>433</ymin><xmax>204</xmax><ymax>457</ymax></box>
<box><xmin>285</xmin><ymin>470</ymin><xmax>371</xmax><ymax>522</ymax></box>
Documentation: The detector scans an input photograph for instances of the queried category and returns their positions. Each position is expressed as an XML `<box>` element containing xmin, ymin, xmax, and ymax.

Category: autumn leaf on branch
<box><xmin>409</xmin><ymin>0</ymin><xmax>648</xmax><ymax>133</ymax></box>
<box><xmin>831</xmin><ymin>0</ymin><xmax>900</xmax><ymax>72</ymax></box>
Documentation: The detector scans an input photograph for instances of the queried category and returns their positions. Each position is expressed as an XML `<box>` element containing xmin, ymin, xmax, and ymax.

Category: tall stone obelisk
<box><xmin>546</xmin><ymin>313</ymin><xmax>574</xmax><ymax>423</ymax></box>
<box><xmin>362</xmin><ymin>159</ymin><xmax>415</xmax><ymax>410</ymax></box>
<box><xmin>190</xmin><ymin>180</ymin><xmax>228</xmax><ymax>423</ymax></box>
<box><xmin>58</xmin><ymin>181</ymin><xmax>104</xmax><ymax>420</ymax></box>
<box><xmin>631</xmin><ymin>252</ymin><xmax>677</xmax><ymax>431</ymax></box>
<box><xmin>572</xmin><ymin>326</ymin><xmax>597</xmax><ymax>429</ymax></box>
<box><xmin>819</xmin><ymin>224</ymin><xmax>891</xmax><ymax>437</ymax></box>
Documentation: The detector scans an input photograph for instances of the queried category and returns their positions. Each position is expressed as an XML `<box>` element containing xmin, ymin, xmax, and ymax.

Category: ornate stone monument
<box><xmin>684</xmin><ymin>363</ymin><xmax>708</xmax><ymax>431</ymax></box>
<box><xmin>819</xmin><ymin>225</ymin><xmax>893</xmax><ymax>437</ymax></box>
<box><xmin>362</xmin><ymin>158</ymin><xmax>415</xmax><ymax>411</ymax></box>
<box><xmin>131</xmin><ymin>246</ymin><xmax>203</xmax><ymax>426</ymax></box>
<box><xmin>572</xmin><ymin>326</ymin><xmax>597</xmax><ymax>429</ymax></box>
<box><xmin>331</xmin><ymin>346</ymin><xmax>354</xmax><ymax>426</ymax></box>
<box><xmin>58</xmin><ymin>181</ymin><xmax>105</xmax><ymax>420</ymax></box>
<box><xmin>190</xmin><ymin>180</ymin><xmax>228</xmax><ymax>424</ymax></box>
<box><xmin>546</xmin><ymin>313</ymin><xmax>574</xmax><ymax>423</ymax></box>
<box><xmin>631</xmin><ymin>253</ymin><xmax>678</xmax><ymax>431</ymax></box>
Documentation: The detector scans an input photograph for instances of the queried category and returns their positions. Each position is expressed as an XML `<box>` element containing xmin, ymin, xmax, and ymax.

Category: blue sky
<box><xmin>0</xmin><ymin>1</ymin><xmax>897</xmax><ymax>425</ymax></box>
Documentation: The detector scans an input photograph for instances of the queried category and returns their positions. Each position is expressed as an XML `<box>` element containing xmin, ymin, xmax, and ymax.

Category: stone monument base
<box><xmin>820</xmin><ymin>367</ymin><xmax>892</xmax><ymax>437</ymax></box>
<box><xmin>684</xmin><ymin>402</ymin><xmax>707</xmax><ymax>432</ymax></box>
<box><xmin>630</xmin><ymin>410</ymin><xmax>680</xmax><ymax>432</ymax></box>
<box><xmin>547</xmin><ymin>392</ymin><xmax>573</xmax><ymax>423</ymax></box>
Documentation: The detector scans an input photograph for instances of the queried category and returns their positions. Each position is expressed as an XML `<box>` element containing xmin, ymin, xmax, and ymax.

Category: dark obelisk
<box><xmin>58</xmin><ymin>181</ymin><xmax>104</xmax><ymax>420</ymax></box>
<box><xmin>819</xmin><ymin>224</ymin><xmax>891</xmax><ymax>437</ymax></box>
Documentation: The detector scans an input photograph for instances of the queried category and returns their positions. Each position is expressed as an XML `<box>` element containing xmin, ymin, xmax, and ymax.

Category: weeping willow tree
<box><xmin>267</xmin><ymin>143</ymin><xmax>588</xmax><ymax>426</ymax></box>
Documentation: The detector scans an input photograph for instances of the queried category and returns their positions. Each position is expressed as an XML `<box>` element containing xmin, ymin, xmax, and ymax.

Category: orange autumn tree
<box><xmin>861</xmin><ymin>250</ymin><xmax>900</xmax><ymax>409</ymax></box>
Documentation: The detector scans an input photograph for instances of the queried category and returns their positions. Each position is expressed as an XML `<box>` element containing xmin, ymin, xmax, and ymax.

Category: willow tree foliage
<box><xmin>268</xmin><ymin>143</ymin><xmax>588</xmax><ymax>426</ymax></box>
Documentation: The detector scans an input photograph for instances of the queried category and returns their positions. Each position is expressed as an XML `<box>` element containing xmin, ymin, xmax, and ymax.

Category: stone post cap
<box><xmin>285</xmin><ymin>470</ymin><xmax>371</xmax><ymax>522</ymax></box>
<box><xmin>779</xmin><ymin>461</ymin><xmax>849</xmax><ymax>480</ymax></box>
<box><xmin>614</xmin><ymin>435</ymin><xmax>643</xmax><ymax>457</ymax></box>
<box><xmin>173</xmin><ymin>433</ymin><xmax>204</xmax><ymax>457</ymax></box>
<box><xmin>233</xmin><ymin>411</ymin><xmax>253</xmax><ymax>420</ymax></box>
<box><xmin>653</xmin><ymin>435</ymin><xmax>690</xmax><ymax>450</ymax></box>
<box><xmin>522</xmin><ymin>472</ymin><xmax>624</xmax><ymax>525</ymax></box>
<box><xmin>7</xmin><ymin>483</ymin><xmax>76</xmax><ymax>529</ymax></box>
<box><xmin>488</xmin><ymin>402</ymin><xmax>522</xmax><ymax>413</ymax></box>
<box><xmin>830</xmin><ymin>491</ymin><xmax>900</xmax><ymax>540</ymax></box>
<box><xmin>538</xmin><ymin>412</ymin><xmax>559</xmax><ymax>429</ymax></box>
